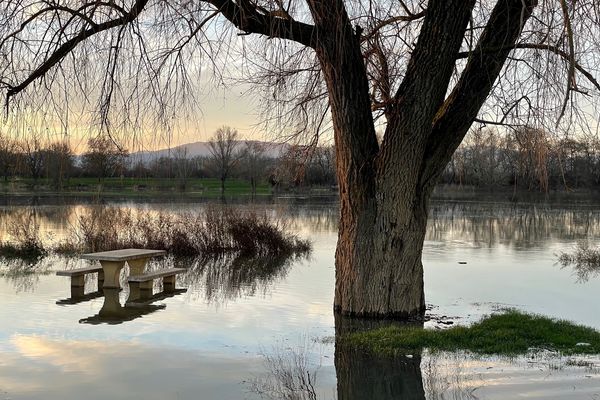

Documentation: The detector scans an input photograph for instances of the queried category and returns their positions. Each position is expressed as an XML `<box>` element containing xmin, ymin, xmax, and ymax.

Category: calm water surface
<box><xmin>1</xmin><ymin>196</ymin><xmax>600</xmax><ymax>399</ymax></box>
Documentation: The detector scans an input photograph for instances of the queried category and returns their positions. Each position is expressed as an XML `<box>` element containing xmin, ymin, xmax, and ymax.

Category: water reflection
<box><xmin>0</xmin><ymin>256</ymin><xmax>55</xmax><ymax>292</ymax></box>
<box><xmin>252</xmin><ymin>315</ymin><xmax>600</xmax><ymax>400</ymax></box>
<box><xmin>249</xmin><ymin>340</ymin><xmax>323</xmax><ymax>400</ymax></box>
<box><xmin>558</xmin><ymin>243</ymin><xmax>600</xmax><ymax>283</ymax></box>
<box><xmin>78</xmin><ymin>288</ymin><xmax>169</xmax><ymax>325</ymax></box>
<box><xmin>334</xmin><ymin>315</ymin><xmax>426</xmax><ymax>400</ymax></box>
<box><xmin>3</xmin><ymin>200</ymin><xmax>600</xmax><ymax>255</ymax></box>
<box><xmin>179</xmin><ymin>253</ymin><xmax>305</xmax><ymax>304</ymax></box>
<box><xmin>427</xmin><ymin>202</ymin><xmax>600</xmax><ymax>250</ymax></box>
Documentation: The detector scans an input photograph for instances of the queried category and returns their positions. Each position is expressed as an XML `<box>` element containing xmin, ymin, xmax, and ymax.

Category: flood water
<box><xmin>1</xmin><ymin>196</ymin><xmax>600</xmax><ymax>399</ymax></box>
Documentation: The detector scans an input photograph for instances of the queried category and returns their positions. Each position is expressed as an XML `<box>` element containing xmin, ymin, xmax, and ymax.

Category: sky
<box><xmin>0</xmin><ymin>75</ymin><xmax>263</xmax><ymax>154</ymax></box>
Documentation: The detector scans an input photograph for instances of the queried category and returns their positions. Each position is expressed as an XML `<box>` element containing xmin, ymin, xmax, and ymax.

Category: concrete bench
<box><xmin>81</xmin><ymin>248</ymin><xmax>166</xmax><ymax>289</ymax></box>
<box><xmin>128</xmin><ymin>268</ymin><xmax>186</xmax><ymax>294</ymax></box>
<box><xmin>56</xmin><ymin>265</ymin><xmax>104</xmax><ymax>287</ymax></box>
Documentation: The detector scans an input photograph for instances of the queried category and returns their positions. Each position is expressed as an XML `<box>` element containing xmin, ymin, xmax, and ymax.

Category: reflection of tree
<box><xmin>427</xmin><ymin>202</ymin><xmax>600</xmax><ymax>251</ymax></box>
<box><xmin>334</xmin><ymin>315</ymin><xmax>426</xmax><ymax>400</ymax></box>
<box><xmin>250</xmin><ymin>321</ymin><xmax>486</xmax><ymax>400</ymax></box>
<box><xmin>0</xmin><ymin>256</ymin><xmax>55</xmax><ymax>293</ymax></box>
<box><xmin>178</xmin><ymin>253</ymin><xmax>303</xmax><ymax>304</ymax></box>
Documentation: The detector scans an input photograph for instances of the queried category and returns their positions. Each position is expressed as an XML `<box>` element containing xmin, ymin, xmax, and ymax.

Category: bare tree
<box><xmin>44</xmin><ymin>141</ymin><xmax>74</xmax><ymax>189</ymax></box>
<box><xmin>82</xmin><ymin>136</ymin><xmax>128</xmax><ymax>181</ymax></box>
<box><xmin>1</xmin><ymin>0</ymin><xmax>600</xmax><ymax>318</ymax></box>
<box><xmin>208</xmin><ymin>126</ymin><xmax>241</xmax><ymax>194</ymax></box>
<box><xmin>0</xmin><ymin>133</ymin><xmax>17</xmax><ymax>182</ymax></box>
<box><xmin>240</xmin><ymin>141</ymin><xmax>268</xmax><ymax>194</ymax></box>
<box><xmin>19</xmin><ymin>132</ymin><xmax>45</xmax><ymax>181</ymax></box>
<box><xmin>173</xmin><ymin>146</ymin><xmax>192</xmax><ymax>190</ymax></box>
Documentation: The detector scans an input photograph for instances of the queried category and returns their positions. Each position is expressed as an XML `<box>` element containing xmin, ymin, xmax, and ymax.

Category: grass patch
<box><xmin>347</xmin><ymin>310</ymin><xmax>600</xmax><ymax>356</ymax></box>
<box><xmin>3</xmin><ymin>177</ymin><xmax>273</xmax><ymax>195</ymax></box>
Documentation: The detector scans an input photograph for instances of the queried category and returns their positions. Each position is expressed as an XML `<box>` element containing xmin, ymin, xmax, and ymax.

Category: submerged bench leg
<box><xmin>99</xmin><ymin>261</ymin><xmax>125</xmax><ymax>289</ymax></box>
<box><xmin>163</xmin><ymin>275</ymin><xmax>176</xmax><ymax>292</ymax></box>
<box><xmin>71</xmin><ymin>275</ymin><xmax>85</xmax><ymax>288</ymax></box>
<box><xmin>70</xmin><ymin>285</ymin><xmax>85</xmax><ymax>298</ymax></box>
<box><xmin>127</xmin><ymin>258</ymin><xmax>149</xmax><ymax>276</ymax></box>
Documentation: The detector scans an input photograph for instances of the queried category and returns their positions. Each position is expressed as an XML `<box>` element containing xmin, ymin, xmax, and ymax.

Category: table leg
<box><xmin>99</xmin><ymin>261</ymin><xmax>125</xmax><ymax>289</ymax></box>
<box><xmin>99</xmin><ymin>288</ymin><xmax>122</xmax><ymax>316</ymax></box>
<box><xmin>127</xmin><ymin>258</ymin><xmax>149</xmax><ymax>276</ymax></box>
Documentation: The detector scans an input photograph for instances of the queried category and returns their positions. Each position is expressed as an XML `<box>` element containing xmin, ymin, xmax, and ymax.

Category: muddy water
<box><xmin>1</xmin><ymin>197</ymin><xmax>600</xmax><ymax>399</ymax></box>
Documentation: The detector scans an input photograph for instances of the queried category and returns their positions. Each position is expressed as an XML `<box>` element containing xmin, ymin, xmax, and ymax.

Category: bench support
<box><xmin>71</xmin><ymin>275</ymin><xmax>85</xmax><ymax>288</ymax></box>
<box><xmin>129</xmin><ymin>281</ymin><xmax>153</xmax><ymax>301</ymax></box>
<box><xmin>70</xmin><ymin>285</ymin><xmax>85</xmax><ymax>298</ymax></box>
<box><xmin>100</xmin><ymin>260</ymin><xmax>126</xmax><ymax>289</ymax></box>
<box><xmin>163</xmin><ymin>275</ymin><xmax>176</xmax><ymax>292</ymax></box>
<box><xmin>127</xmin><ymin>257</ymin><xmax>149</xmax><ymax>275</ymax></box>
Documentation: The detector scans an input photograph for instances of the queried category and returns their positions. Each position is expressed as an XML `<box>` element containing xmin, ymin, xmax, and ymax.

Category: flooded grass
<box><xmin>347</xmin><ymin>310</ymin><xmax>600</xmax><ymax>356</ymax></box>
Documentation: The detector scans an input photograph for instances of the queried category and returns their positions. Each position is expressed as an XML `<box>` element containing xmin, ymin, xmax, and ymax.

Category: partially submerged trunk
<box><xmin>307</xmin><ymin>0</ymin><xmax>537</xmax><ymax>318</ymax></box>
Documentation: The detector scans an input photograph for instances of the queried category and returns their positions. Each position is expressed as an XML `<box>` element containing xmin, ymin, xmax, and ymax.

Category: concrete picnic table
<box><xmin>81</xmin><ymin>248</ymin><xmax>166</xmax><ymax>289</ymax></box>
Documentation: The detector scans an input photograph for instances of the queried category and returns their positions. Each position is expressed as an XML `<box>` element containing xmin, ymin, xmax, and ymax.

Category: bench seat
<box><xmin>56</xmin><ymin>266</ymin><xmax>104</xmax><ymax>291</ymax></box>
<box><xmin>128</xmin><ymin>267</ymin><xmax>186</xmax><ymax>294</ymax></box>
<box><xmin>56</xmin><ymin>265</ymin><xmax>103</xmax><ymax>277</ymax></box>
<box><xmin>128</xmin><ymin>268</ymin><xmax>187</xmax><ymax>282</ymax></box>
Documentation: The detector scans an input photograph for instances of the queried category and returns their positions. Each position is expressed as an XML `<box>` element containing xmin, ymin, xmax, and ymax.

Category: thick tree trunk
<box><xmin>335</xmin><ymin>186</ymin><xmax>430</xmax><ymax>318</ymax></box>
<box><xmin>305</xmin><ymin>0</ymin><xmax>536</xmax><ymax>319</ymax></box>
<box><xmin>308</xmin><ymin>0</ymin><xmax>475</xmax><ymax>318</ymax></box>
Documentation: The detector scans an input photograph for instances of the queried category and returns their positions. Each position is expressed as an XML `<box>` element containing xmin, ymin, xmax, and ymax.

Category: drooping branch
<box><xmin>420</xmin><ymin>0</ymin><xmax>539</xmax><ymax>188</ymax></box>
<box><xmin>557</xmin><ymin>0</ymin><xmax>577</xmax><ymax>126</ymax></box>
<box><xmin>4</xmin><ymin>0</ymin><xmax>150</xmax><ymax>102</ymax></box>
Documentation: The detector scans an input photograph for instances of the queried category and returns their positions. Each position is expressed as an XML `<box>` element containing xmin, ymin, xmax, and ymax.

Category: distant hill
<box><xmin>129</xmin><ymin>140</ymin><xmax>290</xmax><ymax>165</ymax></box>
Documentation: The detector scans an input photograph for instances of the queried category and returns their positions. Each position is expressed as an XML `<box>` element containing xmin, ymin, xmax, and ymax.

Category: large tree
<box><xmin>1</xmin><ymin>0</ymin><xmax>599</xmax><ymax>318</ymax></box>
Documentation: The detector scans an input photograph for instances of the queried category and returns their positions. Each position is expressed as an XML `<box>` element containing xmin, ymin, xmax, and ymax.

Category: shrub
<box><xmin>54</xmin><ymin>206</ymin><xmax>311</xmax><ymax>258</ymax></box>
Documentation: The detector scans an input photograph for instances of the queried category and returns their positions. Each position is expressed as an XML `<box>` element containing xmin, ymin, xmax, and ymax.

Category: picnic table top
<box><xmin>81</xmin><ymin>248</ymin><xmax>166</xmax><ymax>262</ymax></box>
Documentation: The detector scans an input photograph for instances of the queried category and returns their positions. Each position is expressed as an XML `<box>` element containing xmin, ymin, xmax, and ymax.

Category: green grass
<box><xmin>1</xmin><ymin>177</ymin><xmax>272</xmax><ymax>195</ymax></box>
<box><xmin>347</xmin><ymin>310</ymin><xmax>600</xmax><ymax>356</ymax></box>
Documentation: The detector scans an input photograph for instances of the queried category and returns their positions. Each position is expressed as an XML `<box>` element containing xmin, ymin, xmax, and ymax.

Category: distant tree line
<box><xmin>441</xmin><ymin>128</ymin><xmax>600</xmax><ymax>191</ymax></box>
<box><xmin>0</xmin><ymin>126</ymin><xmax>338</xmax><ymax>192</ymax></box>
<box><xmin>3</xmin><ymin>126</ymin><xmax>599</xmax><ymax>193</ymax></box>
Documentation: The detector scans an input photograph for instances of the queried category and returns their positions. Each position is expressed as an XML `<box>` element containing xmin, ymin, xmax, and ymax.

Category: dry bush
<box><xmin>55</xmin><ymin>206</ymin><xmax>311</xmax><ymax>258</ymax></box>
<box><xmin>0</xmin><ymin>213</ymin><xmax>46</xmax><ymax>259</ymax></box>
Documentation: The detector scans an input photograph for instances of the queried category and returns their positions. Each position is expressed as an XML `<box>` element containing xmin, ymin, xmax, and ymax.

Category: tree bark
<box><xmin>309</xmin><ymin>0</ymin><xmax>475</xmax><ymax>318</ymax></box>
<box><xmin>307</xmin><ymin>0</ymin><xmax>536</xmax><ymax>318</ymax></box>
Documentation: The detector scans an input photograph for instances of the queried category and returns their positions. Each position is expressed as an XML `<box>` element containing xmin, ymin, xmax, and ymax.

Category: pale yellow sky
<box><xmin>0</xmin><ymin>78</ymin><xmax>263</xmax><ymax>154</ymax></box>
